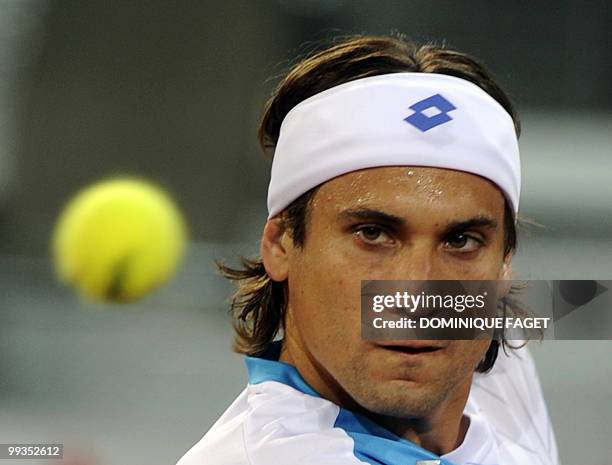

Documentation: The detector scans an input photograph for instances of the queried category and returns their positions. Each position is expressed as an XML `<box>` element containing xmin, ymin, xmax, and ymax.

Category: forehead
<box><xmin>309</xmin><ymin>166</ymin><xmax>505</xmax><ymax>219</ymax></box>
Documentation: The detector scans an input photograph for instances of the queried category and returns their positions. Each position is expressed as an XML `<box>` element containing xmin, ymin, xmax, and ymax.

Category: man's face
<box><xmin>282</xmin><ymin>166</ymin><xmax>510</xmax><ymax>419</ymax></box>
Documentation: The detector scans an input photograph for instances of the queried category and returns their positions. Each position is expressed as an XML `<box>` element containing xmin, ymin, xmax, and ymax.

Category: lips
<box><xmin>375</xmin><ymin>340</ymin><xmax>448</xmax><ymax>355</ymax></box>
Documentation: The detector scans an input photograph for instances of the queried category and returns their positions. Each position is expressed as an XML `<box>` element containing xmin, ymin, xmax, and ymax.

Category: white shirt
<box><xmin>177</xmin><ymin>341</ymin><xmax>560</xmax><ymax>465</ymax></box>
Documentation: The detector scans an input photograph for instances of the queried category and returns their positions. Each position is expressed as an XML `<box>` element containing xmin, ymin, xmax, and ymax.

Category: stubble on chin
<box><xmin>340</xmin><ymin>356</ymin><xmax>466</xmax><ymax>420</ymax></box>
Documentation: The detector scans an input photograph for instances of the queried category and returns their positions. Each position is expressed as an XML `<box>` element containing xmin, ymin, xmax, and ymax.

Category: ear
<box><xmin>260</xmin><ymin>217</ymin><xmax>291</xmax><ymax>282</ymax></box>
<box><xmin>497</xmin><ymin>253</ymin><xmax>513</xmax><ymax>299</ymax></box>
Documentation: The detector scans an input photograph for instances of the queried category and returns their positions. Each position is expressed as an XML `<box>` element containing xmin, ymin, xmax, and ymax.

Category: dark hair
<box><xmin>217</xmin><ymin>34</ymin><xmax>526</xmax><ymax>372</ymax></box>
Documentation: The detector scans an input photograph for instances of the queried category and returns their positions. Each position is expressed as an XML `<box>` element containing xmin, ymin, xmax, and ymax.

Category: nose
<box><xmin>394</xmin><ymin>241</ymin><xmax>437</xmax><ymax>281</ymax></box>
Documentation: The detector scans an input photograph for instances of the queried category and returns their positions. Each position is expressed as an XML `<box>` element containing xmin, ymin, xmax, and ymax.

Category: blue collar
<box><xmin>245</xmin><ymin>340</ymin><xmax>455</xmax><ymax>465</ymax></box>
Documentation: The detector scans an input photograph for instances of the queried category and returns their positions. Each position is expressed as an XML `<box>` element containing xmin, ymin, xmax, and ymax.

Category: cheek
<box><xmin>287</xmin><ymin>249</ymin><xmax>363</xmax><ymax>354</ymax></box>
<box><xmin>449</xmin><ymin>340</ymin><xmax>490</xmax><ymax>371</ymax></box>
<box><xmin>445</xmin><ymin>245</ymin><xmax>506</xmax><ymax>280</ymax></box>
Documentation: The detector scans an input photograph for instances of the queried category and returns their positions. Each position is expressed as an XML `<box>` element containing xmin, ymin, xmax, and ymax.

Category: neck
<box><xmin>279</xmin><ymin>333</ymin><xmax>471</xmax><ymax>456</ymax></box>
<box><xmin>369</xmin><ymin>387</ymin><xmax>471</xmax><ymax>455</ymax></box>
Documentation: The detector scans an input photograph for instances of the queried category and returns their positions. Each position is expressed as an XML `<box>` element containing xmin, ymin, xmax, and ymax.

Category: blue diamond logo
<box><xmin>404</xmin><ymin>93</ymin><xmax>457</xmax><ymax>132</ymax></box>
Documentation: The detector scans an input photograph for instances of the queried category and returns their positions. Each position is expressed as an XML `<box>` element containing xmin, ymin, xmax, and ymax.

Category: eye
<box><xmin>444</xmin><ymin>233</ymin><xmax>482</xmax><ymax>253</ymax></box>
<box><xmin>354</xmin><ymin>225</ymin><xmax>394</xmax><ymax>246</ymax></box>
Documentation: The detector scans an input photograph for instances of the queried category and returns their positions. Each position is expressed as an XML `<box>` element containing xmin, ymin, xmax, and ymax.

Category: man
<box><xmin>177</xmin><ymin>35</ymin><xmax>560</xmax><ymax>465</ymax></box>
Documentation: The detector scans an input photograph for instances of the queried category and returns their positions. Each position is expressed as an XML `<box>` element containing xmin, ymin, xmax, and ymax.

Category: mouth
<box><xmin>375</xmin><ymin>341</ymin><xmax>447</xmax><ymax>356</ymax></box>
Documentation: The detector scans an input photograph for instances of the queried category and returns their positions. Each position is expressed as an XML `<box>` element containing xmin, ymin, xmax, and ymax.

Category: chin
<box><xmin>364</xmin><ymin>397</ymin><xmax>434</xmax><ymax>420</ymax></box>
<box><xmin>355</xmin><ymin>385</ymin><xmax>438</xmax><ymax>419</ymax></box>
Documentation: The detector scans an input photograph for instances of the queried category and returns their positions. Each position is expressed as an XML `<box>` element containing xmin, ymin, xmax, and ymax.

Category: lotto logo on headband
<box><xmin>404</xmin><ymin>93</ymin><xmax>457</xmax><ymax>132</ymax></box>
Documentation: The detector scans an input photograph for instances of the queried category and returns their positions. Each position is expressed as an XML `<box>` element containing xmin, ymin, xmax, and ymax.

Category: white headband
<box><xmin>267</xmin><ymin>72</ymin><xmax>520</xmax><ymax>219</ymax></box>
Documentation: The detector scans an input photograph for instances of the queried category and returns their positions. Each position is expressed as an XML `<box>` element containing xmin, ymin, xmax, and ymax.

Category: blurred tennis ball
<box><xmin>52</xmin><ymin>177</ymin><xmax>188</xmax><ymax>303</ymax></box>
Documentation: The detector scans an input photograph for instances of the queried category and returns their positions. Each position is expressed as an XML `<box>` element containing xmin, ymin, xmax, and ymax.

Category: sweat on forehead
<box><xmin>308</xmin><ymin>166</ymin><xmax>506</xmax><ymax>219</ymax></box>
<box><xmin>266</xmin><ymin>72</ymin><xmax>521</xmax><ymax>221</ymax></box>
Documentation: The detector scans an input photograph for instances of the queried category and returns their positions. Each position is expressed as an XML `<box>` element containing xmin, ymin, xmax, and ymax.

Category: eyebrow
<box><xmin>442</xmin><ymin>216</ymin><xmax>498</xmax><ymax>236</ymax></box>
<box><xmin>337</xmin><ymin>208</ymin><xmax>406</xmax><ymax>227</ymax></box>
<box><xmin>337</xmin><ymin>208</ymin><xmax>498</xmax><ymax>233</ymax></box>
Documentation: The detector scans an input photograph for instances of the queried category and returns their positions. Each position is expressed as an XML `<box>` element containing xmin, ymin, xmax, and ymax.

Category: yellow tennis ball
<box><xmin>52</xmin><ymin>177</ymin><xmax>188</xmax><ymax>303</ymax></box>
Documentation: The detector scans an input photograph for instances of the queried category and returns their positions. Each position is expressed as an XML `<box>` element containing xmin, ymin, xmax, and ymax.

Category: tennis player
<box><xmin>177</xmin><ymin>35</ymin><xmax>560</xmax><ymax>465</ymax></box>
